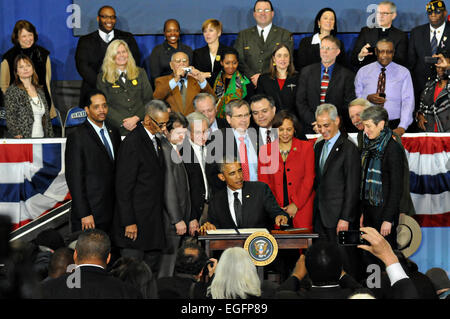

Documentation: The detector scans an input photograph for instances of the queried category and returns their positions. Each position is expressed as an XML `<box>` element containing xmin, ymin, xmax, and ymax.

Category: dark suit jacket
<box><xmin>207</xmin><ymin>181</ymin><xmax>288</xmax><ymax>229</ymax></box>
<box><xmin>206</xmin><ymin>127</ymin><xmax>261</xmax><ymax>194</ymax></box>
<box><xmin>193</xmin><ymin>43</ymin><xmax>233</xmax><ymax>87</ymax></box>
<box><xmin>75</xmin><ymin>29</ymin><xmax>140</xmax><ymax>106</ymax></box>
<box><xmin>153</xmin><ymin>74</ymin><xmax>214</xmax><ymax>116</ymax></box>
<box><xmin>256</xmin><ymin>73</ymin><xmax>299</xmax><ymax>114</ymax></box>
<box><xmin>179</xmin><ymin>139</ymin><xmax>207</xmax><ymax>222</ymax></box>
<box><xmin>295</xmin><ymin>36</ymin><xmax>347</xmax><ymax>71</ymax></box>
<box><xmin>357</xmin><ymin>131</ymin><xmax>415</xmax><ymax>216</ymax></box>
<box><xmin>113</xmin><ymin>123</ymin><xmax>166</xmax><ymax>251</ymax></box>
<box><xmin>313</xmin><ymin>134</ymin><xmax>361</xmax><ymax>228</ymax></box>
<box><xmin>65</xmin><ymin>121</ymin><xmax>121</xmax><ymax>232</ymax></box>
<box><xmin>38</xmin><ymin>265</ymin><xmax>142</xmax><ymax>299</ymax></box>
<box><xmin>408</xmin><ymin>23</ymin><xmax>450</xmax><ymax>99</ymax></box>
<box><xmin>160</xmin><ymin>137</ymin><xmax>191</xmax><ymax>237</ymax></box>
<box><xmin>296</xmin><ymin>63</ymin><xmax>356</xmax><ymax>134</ymax></box>
<box><xmin>362</xmin><ymin>138</ymin><xmax>403</xmax><ymax>225</ymax></box>
<box><xmin>351</xmin><ymin>26</ymin><xmax>408</xmax><ymax>70</ymax></box>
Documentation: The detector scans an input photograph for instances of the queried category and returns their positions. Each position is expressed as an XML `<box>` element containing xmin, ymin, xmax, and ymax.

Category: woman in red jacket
<box><xmin>258</xmin><ymin>110</ymin><xmax>315</xmax><ymax>230</ymax></box>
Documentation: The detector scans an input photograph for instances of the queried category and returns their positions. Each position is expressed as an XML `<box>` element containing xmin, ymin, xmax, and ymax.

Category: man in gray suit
<box><xmin>234</xmin><ymin>0</ymin><xmax>293</xmax><ymax>87</ymax></box>
<box><xmin>158</xmin><ymin>111</ymin><xmax>192</xmax><ymax>278</ymax></box>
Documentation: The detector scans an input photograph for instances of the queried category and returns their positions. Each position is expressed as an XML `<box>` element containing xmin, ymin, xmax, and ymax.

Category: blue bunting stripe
<box><xmin>0</xmin><ymin>144</ymin><xmax>62</xmax><ymax>203</ymax></box>
<box><xmin>409</xmin><ymin>171</ymin><xmax>450</xmax><ymax>195</ymax></box>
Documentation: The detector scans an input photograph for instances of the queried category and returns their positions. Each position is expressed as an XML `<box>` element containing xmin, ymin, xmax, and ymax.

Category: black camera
<box><xmin>338</xmin><ymin>230</ymin><xmax>370</xmax><ymax>246</ymax></box>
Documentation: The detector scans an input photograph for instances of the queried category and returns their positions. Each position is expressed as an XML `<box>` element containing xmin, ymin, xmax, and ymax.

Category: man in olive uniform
<box><xmin>234</xmin><ymin>0</ymin><xmax>293</xmax><ymax>87</ymax></box>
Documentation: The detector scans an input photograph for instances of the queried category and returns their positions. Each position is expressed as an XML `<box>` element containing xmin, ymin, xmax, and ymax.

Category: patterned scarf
<box><xmin>360</xmin><ymin>127</ymin><xmax>392</xmax><ymax>206</ymax></box>
<box><xmin>214</xmin><ymin>70</ymin><xmax>250</xmax><ymax>118</ymax></box>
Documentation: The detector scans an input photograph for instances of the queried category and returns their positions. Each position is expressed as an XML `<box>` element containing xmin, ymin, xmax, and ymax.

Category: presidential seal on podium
<box><xmin>244</xmin><ymin>232</ymin><xmax>278</xmax><ymax>266</ymax></box>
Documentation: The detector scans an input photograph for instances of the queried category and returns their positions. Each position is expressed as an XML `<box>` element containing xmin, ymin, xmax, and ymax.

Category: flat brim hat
<box><xmin>425</xmin><ymin>267</ymin><xmax>450</xmax><ymax>291</ymax></box>
<box><xmin>396</xmin><ymin>215</ymin><xmax>422</xmax><ymax>258</ymax></box>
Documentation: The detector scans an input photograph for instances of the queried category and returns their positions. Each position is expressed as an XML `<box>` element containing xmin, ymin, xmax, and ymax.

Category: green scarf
<box><xmin>214</xmin><ymin>70</ymin><xmax>250</xmax><ymax>118</ymax></box>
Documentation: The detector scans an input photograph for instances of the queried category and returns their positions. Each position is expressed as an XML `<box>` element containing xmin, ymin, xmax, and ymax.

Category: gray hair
<box><xmin>186</xmin><ymin>111</ymin><xmax>209</xmax><ymax>129</ymax></box>
<box><xmin>224</xmin><ymin>100</ymin><xmax>250</xmax><ymax>117</ymax></box>
<box><xmin>360</xmin><ymin>106</ymin><xmax>389</xmax><ymax>126</ymax></box>
<box><xmin>315</xmin><ymin>103</ymin><xmax>338</xmax><ymax>121</ymax></box>
<box><xmin>145</xmin><ymin>99</ymin><xmax>168</xmax><ymax>118</ymax></box>
<box><xmin>209</xmin><ymin>247</ymin><xmax>261</xmax><ymax>299</ymax></box>
<box><xmin>170</xmin><ymin>51</ymin><xmax>189</xmax><ymax>62</ymax></box>
<box><xmin>349</xmin><ymin>98</ymin><xmax>371</xmax><ymax>109</ymax></box>
<box><xmin>193</xmin><ymin>93</ymin><xmax>216</xmax><ymax>110</ymax></box>
<box><xmin>378</xmin><ymin>1</ymin><xmax>397</xmax><ymax>13</ymax></box>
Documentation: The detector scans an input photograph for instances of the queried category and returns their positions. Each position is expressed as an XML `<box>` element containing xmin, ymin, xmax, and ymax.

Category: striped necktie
<box><xmin>320</xmin><ymin>68</ymin><xmax>329</xmax><ymax>104</ymax></box>
<box><xmin>431</xmin><ymin>30</ymin><xmax>438</xmax><ymax>55</ymax></box>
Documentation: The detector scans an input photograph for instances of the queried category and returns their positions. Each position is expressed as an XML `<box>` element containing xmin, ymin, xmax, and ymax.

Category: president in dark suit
<box><xmin>113</xmin><ymin>100</ymin><xmax>169</xmax><ymax>274</ymax></box>
<box><xmin>313</xmin><ymin>104</ymin><xmax>361</xmax><ymax>278</ymax></box>
<box><xmin>351</xmin><ymin>2</ymin><xmax>408</xmax><ymax>70</ymax></box>
<box><xmin>75</xmin><ymin>5</ymin><xmax>140</xmax><ymax>106</ymax></box>
<box><xmin>65</xmin><ymin>90</ymin><xmax>121</xmax><ymax>234</ymax></box>
<box><xmin>408</xmin><ymin>1</ymin><xmax>450</xmax><ymax>100</ymax></box>
<box><xmin>296</xmin><ymin>36</ymin><xmax>356</xmax><ymax>134</ymax></box>
<box><xmin>39</xmin><ymin>229</ymin><xmax>141</xmax><ymax>299</ymax></box>
<box><xmin>205</xmin><ymin>160</ymin><xmax>288</xmax><ymax>230</ymax></box>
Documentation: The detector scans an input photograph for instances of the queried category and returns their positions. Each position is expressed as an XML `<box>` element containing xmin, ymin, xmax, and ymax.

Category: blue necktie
<box><xmin>431</xmin><ymin>30</ymin><xmax>438</xmax><ymax>55</ymax></box>
<box><xmin>319</xmin><ymin>141</ymin><xmax>329</xmax><ymax>173</ymax></box>
<box><xmin>100</xmin><ymin>128</ymin><xmax>113</xmax><ymax>160</ymax></box>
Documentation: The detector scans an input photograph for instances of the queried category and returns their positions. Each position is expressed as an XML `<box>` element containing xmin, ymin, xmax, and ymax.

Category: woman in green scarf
<box><xmin>360</xmin><ymin>106</ymin><xmax>404</xmax><ymax>249</ymax></box>
<box><xmin>213</xmin><ymin>47</ymin><xmax>252</xmax><ymax>118</ymax></box>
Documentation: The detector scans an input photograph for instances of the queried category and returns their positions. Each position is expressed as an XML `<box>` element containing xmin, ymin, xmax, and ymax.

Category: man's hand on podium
<box><xmin>199</xmin><ymin>222</ymin><xmax>216</xmax><ymax>235</ymax></box>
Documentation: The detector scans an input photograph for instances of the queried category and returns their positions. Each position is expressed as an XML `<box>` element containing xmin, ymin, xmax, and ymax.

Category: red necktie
<box><xmin>377</xmin><ymin>67</ymin><xmax>386</xmax><ymax>94</ymax></box>
<box><xmin>320</xmin><ymin>69</ymin><xmax>329</xmax><ymax>104</ymax></box>
<box><xmin>238</xmin><ymin>136</ymin><xmax>250</xmax><ymax>181</ymax></box>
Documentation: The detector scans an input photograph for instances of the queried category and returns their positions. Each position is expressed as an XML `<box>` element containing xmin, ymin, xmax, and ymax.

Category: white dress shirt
<box><xmin>430</xmin><ymin>22</ymin><xmax>446</xmax><ymax>46</ymax></box>
<box><xmin>99</xmin><ymin>29</ymin><xmax>114</xmax><ymax>43</ymax></box>
<box><xmin>189</xmin><ymin>139</ymin><xmax>209</xmax><ymax>200</ymax></box>
<box><xmin>257</xmin><ymin>23</ymin><xmax>272</xmax><ymax>42</ymax></box>
<box><xmin>87</xmin><ymin>118</ymin><xmax>115</xmax><ymax>159</ymax></box>
<box><xmin>227</xmin><ymin>187</ymin><xmax>242</xmax><ymax>227</ymax></box>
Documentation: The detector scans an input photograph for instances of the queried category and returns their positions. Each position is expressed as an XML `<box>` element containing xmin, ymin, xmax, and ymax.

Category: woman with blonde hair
<box><xmin>208</xmin><ymin>247</ymin><xmax>261</xmax><ymax>299</ymax></box>
<box><xmin>193</xmin><ymin>19</ymin><xmax>232</xmax><ymax>87</ymax></box>
<box><xmin>97</xmin><ymin>39</ymin><xmax>153</xmax><ymax>136</ymax></box>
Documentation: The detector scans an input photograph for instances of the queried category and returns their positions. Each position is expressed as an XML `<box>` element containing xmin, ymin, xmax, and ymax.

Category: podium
<box><xmin>198</xmin><ymin>231</ymin><xmax>319</xmax><ymax>280</ymax></box>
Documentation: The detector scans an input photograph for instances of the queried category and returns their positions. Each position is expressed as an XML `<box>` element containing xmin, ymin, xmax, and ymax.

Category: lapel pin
<box><xmin>246</xmin><ymin>195</ymin><xmax>250</xmax><ymax>198</ymax></box>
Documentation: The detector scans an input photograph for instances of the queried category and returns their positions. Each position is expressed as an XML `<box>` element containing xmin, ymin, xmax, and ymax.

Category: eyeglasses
<box><xmin>377</xmin><ymin>11</ymin><xmax>394</xmax><ymax>16</ymax></box>
<box><xmin>172</xmin><ymin>59</ymin><xmax>188</xmax><ymax>63</ymax></box>
<box><xmin>320</xmin><ymin>46</ymin><xmax>338</xmax><ymax>51</ymax></box>
<box><xmin>255</xmin><ymin>9</ymin><xmax>272</xmax><ymax>13</ymax></box>
<box><xmin>231</xmin><ymin>113</ymin><xmax>251</xmax><ymax>119</ymax></box>
<box><xmin>149</xmin><ymin>115</ymin><xmax>168</xmax><ymax>128</ymax></box>
<box><xmin>427</xmin><ymin>9</ymin><xmax>444</xmax><ymax>15</ymax></box>
<box><xmin>99</xmin><ymin>15</ymin><xmax>117</xmax><ymax>20</ymax></box>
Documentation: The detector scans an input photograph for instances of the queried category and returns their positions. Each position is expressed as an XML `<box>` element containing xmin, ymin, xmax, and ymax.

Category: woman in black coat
<box><xmin>360</xmin><ymin>106</ymin><xmax>403</xmax><ymax>250</ymax></box>
<box><xmin>295</xmin><ymin>8</ymin><xmax>346</xmax><ymax>71</ymax></box>
<box><xmin>193</xmin><ymin>19</ymin><xmax>232</xmax><ymax>88</ymax></box>
<box><xmin>1</xmin><ymin>20</ymin><xmax>56</xmax><ymax>119</ymax></box>
<box><xmin>256</xmin><ymin>44</ymin><xmax>299</xmax><ymax>114</ymax></box>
